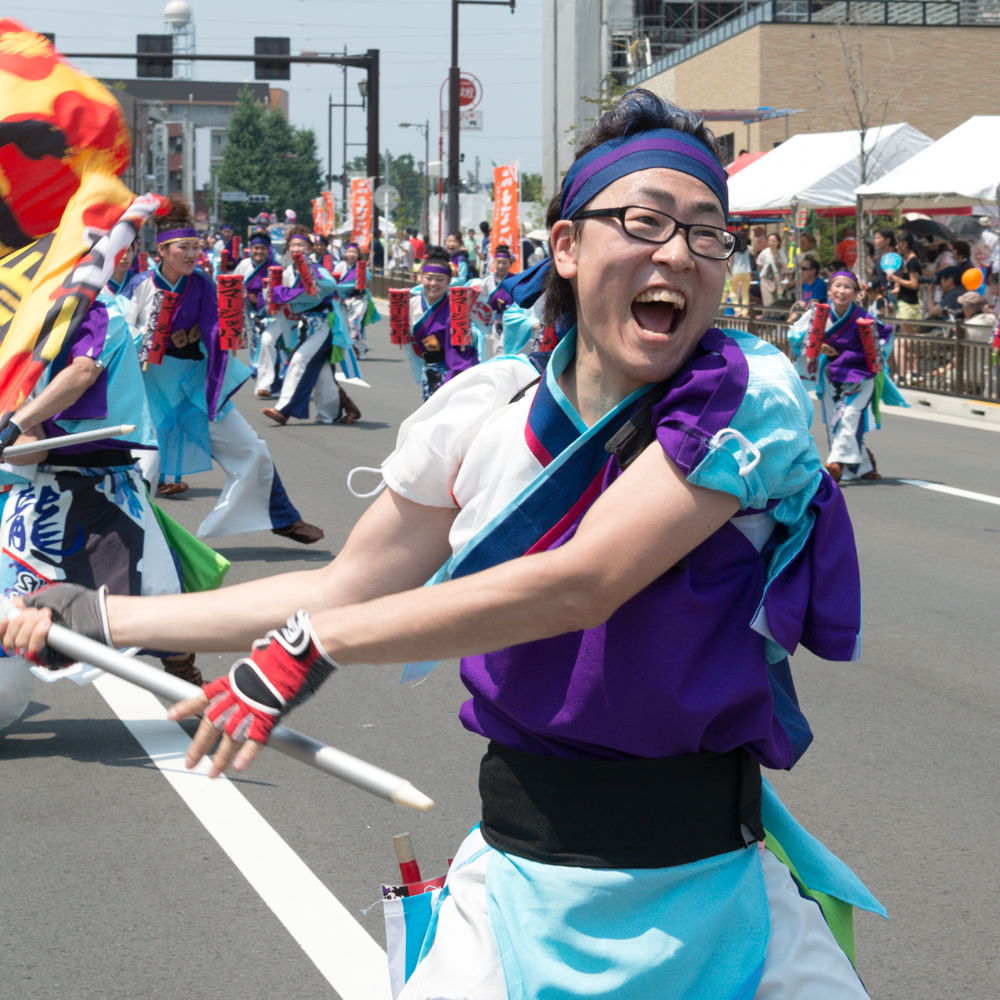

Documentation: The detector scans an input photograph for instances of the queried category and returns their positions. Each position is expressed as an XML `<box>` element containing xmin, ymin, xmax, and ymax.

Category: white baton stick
<box><xmin>3</xmin><ymin>425</ymin><xmax>137</xmax><ymax>458</ymax></box>
<box><xmin>2</xmin><ymin>600</ymin><xmax>433</xmax><ymax>810</ymax></box>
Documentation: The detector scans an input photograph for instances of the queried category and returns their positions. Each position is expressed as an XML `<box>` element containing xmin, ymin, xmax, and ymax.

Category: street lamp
<box><xmin>400</xmin><ymin>121</ymin><xmax>430</xmax><ymax>238</ymax></box>
<box><xmin>447</xmin><ymin>0</ymin><xmax>515</xmax><ymax>233</ymax></box>
<box><xmin>322</xmin><ymin>48</ymin><xmax>367</xmax><ymax>222</ymax></box>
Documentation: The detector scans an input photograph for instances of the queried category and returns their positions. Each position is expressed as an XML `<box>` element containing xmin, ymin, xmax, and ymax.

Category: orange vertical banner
<box><xmin>350</xmin><ymin>178</ymin><xmax>373</xmax><ymax>252</ymax></box>
<box><xmin>323</xmin><ymin>190</ymin><xmax>336</xmax><ymax>236</ymax></box>
<box><xmin>492</xmin><ymin>164</ymin><xmax>521</xmax><ymax>275</ymax></box>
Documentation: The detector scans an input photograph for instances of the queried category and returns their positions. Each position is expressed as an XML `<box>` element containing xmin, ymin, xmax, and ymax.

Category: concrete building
<box><xmin>543</xmin><ymin>0</ymin><xmax>1000</xmax><ymax>196</ymax></box>
<box><xmin>625</xmin><ymin>1</ymin><xmax>1000</xmax><ymax>154</ymax></box>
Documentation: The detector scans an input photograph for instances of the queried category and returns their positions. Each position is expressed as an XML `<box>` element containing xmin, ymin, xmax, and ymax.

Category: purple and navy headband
<box><xmin>493</xmin><ymin>250</ymin><xmax>513</xmax><ymax>260</ymax></box>
<box><xmin>249</xmin><ymin>233</ymin><xmax>270</xmax><ymax>246</ymax></box>
<box><xmin>503</xmin><ymin>128</ymin><xmax>728</xmax><ymax>308</ymax></box>
<box><xmin>421</xmin><ymin>263</ymin><xmax>452</xmax><ymax>277</ymax></box>
<box><xmin>343</xmin><ymin>242</ymin><xmax>360</xmax><ymax>251</ymax></box>
<box><xmin>831</xmin><ymin>270</ymin><xmax>860</xmax><ymax>288</ymax></box>
<box><xmin>158</xmin><ymin>227</ymin><xmax>199</xmax><ymax>245</ymax></box>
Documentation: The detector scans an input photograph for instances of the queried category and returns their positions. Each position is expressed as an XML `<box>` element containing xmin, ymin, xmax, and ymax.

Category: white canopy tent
<box><xmin>854</xmin><ymin>116</ymin><xmax>1000</xmax><ymax>210</ymax></box>
<box><xmin>728</xmin><ymin>123</ymin><xmax>933</xmax><ymax>213</ymax></box>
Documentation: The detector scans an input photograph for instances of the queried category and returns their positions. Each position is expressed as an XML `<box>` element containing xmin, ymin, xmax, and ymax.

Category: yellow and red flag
<box><xmin>0</xmin><ymin>20</ymin><xmax>155</xmax><ymax>419</ymax></box>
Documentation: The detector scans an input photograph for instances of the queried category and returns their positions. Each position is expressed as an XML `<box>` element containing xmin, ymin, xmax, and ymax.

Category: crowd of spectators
<box><xmin>723</xmin><ymin>218</ymin><xmax>999</xmax><ymax>344</ymax></box>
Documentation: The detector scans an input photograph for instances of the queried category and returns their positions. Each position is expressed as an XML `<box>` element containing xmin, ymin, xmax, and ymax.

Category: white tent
<box><xmin>728</xmin><ymin>123</ymin><xmax>933</xmax><ymax>213</ymax></box>
<box><xmin>854</xmin><ymin>116</ymin><xmax>1000</xmax><ymax>209</ymax></box>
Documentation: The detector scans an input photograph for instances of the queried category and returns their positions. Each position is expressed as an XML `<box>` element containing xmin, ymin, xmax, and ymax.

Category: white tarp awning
<box><xmin>855</xmin><ymin>116</ymin><xmax>1000</xmax><ymax>206</ymax></box>
<box><xmin>728</xmin><ymin>122</ymin><xmax>933</xmax><ymax>213</ymax></box>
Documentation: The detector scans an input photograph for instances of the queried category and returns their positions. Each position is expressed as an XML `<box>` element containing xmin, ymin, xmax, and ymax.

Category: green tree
<box><xmin>216</xmin><ymin>88</ymin><xmax>323</xmax><ymax>229</ymax></box>
<box><xmin>520</xmin><ymin>172</ymin><xmax>543</xmax><ymax>203</ymax></box>
<box><xmin>349</xmin><ymin>152</ymin><xmax>427</xmax><ymax>232</ymax></box>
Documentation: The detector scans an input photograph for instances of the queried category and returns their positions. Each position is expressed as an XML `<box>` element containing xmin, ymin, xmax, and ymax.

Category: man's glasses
<box><xmin>572</xmin><ymin>205</ymin><xmax>742</xmax><ymax>260</ymax></box>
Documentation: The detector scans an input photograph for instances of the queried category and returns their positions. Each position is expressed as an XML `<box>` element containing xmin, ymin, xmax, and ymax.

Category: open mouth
<box><xmin>631</xmin><ymin>288</ymin><xmax>687</xmax><ymax>336</ymax></box>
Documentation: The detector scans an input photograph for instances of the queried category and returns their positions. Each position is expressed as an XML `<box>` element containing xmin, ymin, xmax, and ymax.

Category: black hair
<box><xmin>542</xmin><ymin>89</ymin><xmax>726</xmax><ymax>328</ymax></box>
<box><xmin>876</xmin><ymin>227</ymin><xmax>896</xmax><ymax>246</ymax></box>
<box><xmin>480</xmin><ymin>221</ymin><xmax>490</xmax><ymax>235</ymax></box>
<box><xmin>422</xmin><ymin>245</ymin><xmax>452</xmax><ymax>270</ymax></box>
<box><xmin>769</xmin><ymin>232</ymin><xmax>782</xmax><ymax>248</ymax></box>
<box><xmin>447</xmin><ymin>229</ymin><xmax>463</xmax><ymax>241</ymax></box>
<box><xmin>157</xmin><ymin>193</ymin><xmax>194</xmax><ymax>234</ymax></box>
<box><xmin>954</xmin><ymin>240</ymin><xmax>971</xmax><ymax>258</ymax></box>
<box><xmin>284</xmin><ymin>225</ymin><xmax>313</xmax><ymax>251</ymax></box>
<box><xmin>494</xmin><ymin>244</ymin><xmax>510</xmax><ymax>256</ymax></box>
<box><xmin>896</xmin><ymin>231</ymin><xmax>921</xmax><ymax>259</ymax></box>
<box><xmin>249</xmin><ymin>229</ymin><xmax>271</xmax><ymax>246</ymax></box>
<box><xmin>801</xmin><ymin>255</ymin><xmax>820</xmax><ymax>271</ymax></box>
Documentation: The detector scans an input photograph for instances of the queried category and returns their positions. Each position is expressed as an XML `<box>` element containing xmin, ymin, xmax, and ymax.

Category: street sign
<box><xmin>459</xmin><ymin>75</ymin><xmax>479</xmax><ymax>108</ymax></box>
<box><xmin>221</xmin><ymin>191</ymin><xmax>247</xmax><ymax>202</ymax></box>
<box><xmin>247</xmin><ymin>194</ymin><xmax>269</xmax><ymax>204</ymax></box>
<box><xmin>441</xmin><ymin>110</ymin><xmax>484</xmax><ymax>132</ymax></box>
<box><xmin>373</xmin><ymin>184</ymin><xmax>400</xmax><ymax>215</ymax></box>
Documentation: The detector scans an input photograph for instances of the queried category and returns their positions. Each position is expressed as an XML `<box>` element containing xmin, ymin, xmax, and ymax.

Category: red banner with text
<box><xmin>350</xmin><ymin>178</ymin><xmax>373</xmax><ymax>252</ymax></box>
<box><xmin>492</xmin><ymin>164</ymin><xmax>520</xmax><ymax>275</ymax></box>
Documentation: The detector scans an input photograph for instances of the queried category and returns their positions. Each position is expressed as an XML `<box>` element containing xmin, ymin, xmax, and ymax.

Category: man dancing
<box><xmin>12</xmin><ymin>91</ymin><xmax>883</xmax><ymax>999</ymax></box>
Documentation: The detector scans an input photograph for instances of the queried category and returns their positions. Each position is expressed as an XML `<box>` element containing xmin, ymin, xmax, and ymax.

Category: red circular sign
<box><xmin>459</xmin><ymin>74</ymin><xmax>481</xmax><ymax>109</ymax></box>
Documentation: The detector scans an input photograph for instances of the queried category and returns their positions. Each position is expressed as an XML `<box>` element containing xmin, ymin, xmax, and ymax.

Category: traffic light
<box><xmin>137</xmin><ymin>34</ymin><xmax>173</xmax><ymax>78</ymax></box>
<box><xmin>254</xmin><ymin>37</ymin><xmax>290</xmax><ymax>81</ymax></box>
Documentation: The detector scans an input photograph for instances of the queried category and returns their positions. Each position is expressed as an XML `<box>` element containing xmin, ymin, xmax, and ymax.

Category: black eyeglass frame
<box><xmin>571</xmin><ymin>205</ymin><xmax>745</xmax><ymax>260</ymax></box>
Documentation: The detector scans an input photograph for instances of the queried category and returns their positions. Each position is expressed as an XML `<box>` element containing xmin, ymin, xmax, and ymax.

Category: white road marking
<box><xmin>93</xmin><ymin>673</ymin><xmax>391</xmax><ymax>1000</ymax></box>
<box><xmin>900</xmin><ymin>479</ymin><xmax>1000</xmax><ymax>507</ymax></box>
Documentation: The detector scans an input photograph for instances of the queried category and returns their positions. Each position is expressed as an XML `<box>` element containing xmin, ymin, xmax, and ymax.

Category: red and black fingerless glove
<box><xmin>202</xmin><ymin>610</ymin><xmax>339</xmax><ymax>744</ymax></box>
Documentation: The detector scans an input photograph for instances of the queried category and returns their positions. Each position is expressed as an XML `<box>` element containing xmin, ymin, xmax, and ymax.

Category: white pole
<box><xmin>3</xmin><ymin>600</ymin><xmax>433</xmax><ymax>810</ymax></box>
<box><xmin>4</xmin><ymin>425</ymin><xmax>137</xmax><ymax>458</ymax></box>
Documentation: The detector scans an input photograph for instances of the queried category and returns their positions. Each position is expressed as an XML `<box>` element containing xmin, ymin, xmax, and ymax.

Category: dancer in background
<box><xmin>261</xmin><ymin>226</ymin><xmax>362</xmax><ymax>426</ymax></box>
<box><xmin>445</xmin><ymin>230</ymin><xmax>472</xmax><ymax>283</ymax></box>
<box><xmin>127</xmin><ymin>198</ymin><xmax>324</xmax><ymax>543</ymax></box>
<box><xmin>469</xmin><ymin>243</ymin><xmax>514</xmax><ymax>357</ymax></box>
<box><xmin>234</xmin><ymin>230</ymin><xmax>278</xmax><ymax>394</ymax></box>
<box><xmin>789</xmin><ymin>270</ymin><xmax>906</xmax><ymax>482</ymax></box>
<box><xmin>332</xmin><ymin>242</ymin><xmax>380</xmax><ymax>360</ymax></box>
<box><xmin>405</xmin><ymin>246</ymin><xmax>479</xmax><ymax>399</ymax></box>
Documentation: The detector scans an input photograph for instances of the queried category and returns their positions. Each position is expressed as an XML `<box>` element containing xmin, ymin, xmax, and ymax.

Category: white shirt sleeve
<box><xmin>382</xmin><ymin>358</ymin><xmax>538</xmax><ymax>508</ymax></box>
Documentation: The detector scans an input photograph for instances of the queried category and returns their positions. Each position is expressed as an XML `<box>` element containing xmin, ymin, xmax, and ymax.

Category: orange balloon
<box><xmin>962</xmin><ymin>267</ymin><xmax>983</xmax><ymax>291</ymax></box>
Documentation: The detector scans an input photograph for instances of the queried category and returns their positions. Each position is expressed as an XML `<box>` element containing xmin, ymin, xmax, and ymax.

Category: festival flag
<box><xmin>312</xmin><ymin>197</ymin><xmax>323</xmax><ymax>236</ymax></box>
<box><xmin>492</xmin><ymin>164</ymin><xmax>521</xmax><ymax>275</ymax></box>
<box><xmin>0</xmin><ymin>21</ymin><xmax>166</xmax><ymax>419</ymax></box>
<box><xmin>351</xmin><ymin>177</ymin><xmax>373</xmax><ymax>252</ymax></box>
<box><xmin>322</xmin><ymin>191</ymin><xmax>336</xmax><ymax>236</ymax></box>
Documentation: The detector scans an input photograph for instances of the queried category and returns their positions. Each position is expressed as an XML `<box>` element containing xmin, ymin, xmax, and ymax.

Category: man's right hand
<box><xmin>3</xmin><ymin>584</ymin><xmax>111</xmax><ymax>667</ymax></box>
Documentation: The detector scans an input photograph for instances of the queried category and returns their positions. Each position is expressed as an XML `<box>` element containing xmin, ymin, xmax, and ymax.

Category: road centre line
<box><xmin>92</xmin><ymin>673</ymin><xmax>391</xmax><ymax>1000</ymax></box>
<box><xmin>900</xmin><ymin>479</ymin><xmax>1000</xmax><ymax>507</ymax></box>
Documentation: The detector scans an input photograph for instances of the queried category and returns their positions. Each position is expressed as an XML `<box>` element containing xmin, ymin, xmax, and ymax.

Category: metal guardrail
<box><xmin>716</xmin><ymin>308</ymin><xmax>1000</xmax><ymax>403</ymax></box>
<box><xmin>368</xmin><ymin>268</ymin><xmax>418</xmax><ymax>298</ymax></box>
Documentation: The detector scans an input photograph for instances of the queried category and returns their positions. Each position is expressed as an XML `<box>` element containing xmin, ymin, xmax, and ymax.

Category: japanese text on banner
<box><xmin>350</xmin><ymin>178</ymin><xmax>373</xmax><ymax>252</ymax></box>
<box><xmin>322</xmin><ymin>191</ymin><xmax>336</xmax><ymax>236</ymax></box>
<box><xmin>492</xmin><ymin>164</ymin><xmax>520</xmax><ymax>275</ymax></box>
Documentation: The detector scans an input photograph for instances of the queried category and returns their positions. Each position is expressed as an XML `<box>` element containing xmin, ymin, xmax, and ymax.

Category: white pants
<box><xmin>399</xmin><ymin>830</ymin><xmax>869</xmax><ymax>1000</ymax></box>
<box><xmin>137</xmin><ymin>409</ymin><xmax>278</xmax><ymax>539</ymax></box>
<box><xmin>255</xmin><ymin>323</ymin><xmax>284</xmax><ymax>394</ymax></box>
<box><xmin>0</xmin><ymin>655</ymin><xmax>33</xmax><ymax>732</ymax></box>
<box><xmin>275</xmin><ymin>323</ymin><xmax>340</xmax><ymax>421</ymax></box>
<box><xmin>823</xmin><ymin>379</ymin><xmax>875</xmax><ymax>480</ymax></box>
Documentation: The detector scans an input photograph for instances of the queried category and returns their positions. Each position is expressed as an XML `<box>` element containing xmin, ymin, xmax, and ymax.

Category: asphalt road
<box><xmin>2</xmin><ymin>312</ymin><xmax>997</xmax><ymax>1000</ymax></box>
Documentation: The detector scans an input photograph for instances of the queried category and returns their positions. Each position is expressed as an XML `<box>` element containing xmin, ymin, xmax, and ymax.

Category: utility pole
<box><xmin>447</xmin><ymin>0</ymin><xmax>515</xmax><ymax>233</ymax></box>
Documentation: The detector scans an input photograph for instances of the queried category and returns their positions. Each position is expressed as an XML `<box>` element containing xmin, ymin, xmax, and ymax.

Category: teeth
<box><xmin>633</xmin><ymin>289</ymin><xmax>686</xmax><ymax>309</ymax></box>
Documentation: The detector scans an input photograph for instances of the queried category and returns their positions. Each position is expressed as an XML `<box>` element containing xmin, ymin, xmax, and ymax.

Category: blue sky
<box><xmin>8</xmin><ymin>0</ymin><xmax>544</xmax><ymax>177</ymax></box>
